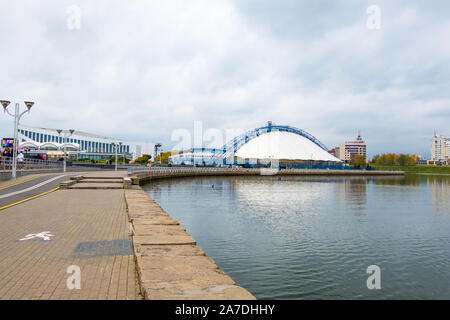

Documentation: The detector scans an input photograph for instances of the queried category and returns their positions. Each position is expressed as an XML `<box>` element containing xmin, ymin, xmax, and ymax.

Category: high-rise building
<box><xmin>335</xmin><ymin>132</ymin><xmax>367</xmax><ymax>162</ymax></box>
<box><xmin>431</xmin><ymin>134</ymin><xmax>450</xmax><ymax>161</ymax></box>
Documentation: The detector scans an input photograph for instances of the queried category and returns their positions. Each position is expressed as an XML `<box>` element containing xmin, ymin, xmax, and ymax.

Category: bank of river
<box><xmin>144</xmin><ymin>174</ymin><xmax>450</xmax><ymax>299</ymax></box>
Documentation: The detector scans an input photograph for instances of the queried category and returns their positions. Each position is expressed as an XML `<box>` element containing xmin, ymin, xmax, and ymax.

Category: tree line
<box><xmin>371</xmin><ymin>153</ymin><xmax>417</xmax><ymax>166</ymax></box>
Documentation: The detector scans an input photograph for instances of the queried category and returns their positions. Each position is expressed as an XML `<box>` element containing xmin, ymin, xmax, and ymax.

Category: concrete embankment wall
<box><xmin>124</xmin><ymin>186</ymin><xmax>255</xmax><ymax>300</ymax></box>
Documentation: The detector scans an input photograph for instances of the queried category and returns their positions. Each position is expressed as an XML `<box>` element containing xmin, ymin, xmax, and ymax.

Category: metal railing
<box><xmin>127</xmin><ymin>165</ymin><xmax>378</xmax><ymax>176</ymax></box>
<box><xmin>127</xmin><ymin>166</ymin><xmax>265</xmax><ymax>176</ymax></box>
<box><xmin>0</xmin><ymin>157</ymin><xmax>63</xmax><ymax>171</ymax></box>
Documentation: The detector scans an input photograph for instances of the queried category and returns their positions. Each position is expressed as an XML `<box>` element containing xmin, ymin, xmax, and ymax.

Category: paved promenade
<box><xmin>0</xmin><ymin>171</ymin><xmax>140</xmax><ymax>300</ymax></box>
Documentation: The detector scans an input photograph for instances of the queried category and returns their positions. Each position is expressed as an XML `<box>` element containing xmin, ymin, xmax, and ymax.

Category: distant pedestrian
<box><xmin>4</xmin><ymin>148</ymin><xmax>12</xmax><ymax>168</ymax></box>
<box><xmin>17</xmin><ymin>152</ymin><xmax>24</xmax><ymax>169</ymax></box>
<box><xmin>4</xmin><ymin>148</ymin><xmax>11</xmax><ymax>158</ymax></box>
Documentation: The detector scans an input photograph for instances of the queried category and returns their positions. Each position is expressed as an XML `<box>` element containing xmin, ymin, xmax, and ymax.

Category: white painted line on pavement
<box><xmin>0</xmin><ymin>175</ymin><xmax>66</xmax><ymax>199</ymax></box>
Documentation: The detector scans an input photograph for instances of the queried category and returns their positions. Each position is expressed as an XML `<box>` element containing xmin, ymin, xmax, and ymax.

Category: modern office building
<box><xmin>17</xmin><ymin>124</ymin><xmax>131</xmax><ymax>160</ymax></box>
<box><xmin>335</xmin><ymin>133</ymin><xmax>367</xmax><ymax>162</ymax></box>
<box><xmin>431</xmin><ymin>133</ymin><xmax>450</xmax><ymax>161</ymax></box>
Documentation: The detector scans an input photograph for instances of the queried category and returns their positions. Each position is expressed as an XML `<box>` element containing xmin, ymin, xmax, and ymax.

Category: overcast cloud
<box><xmin>0</xmin><ymin>0</ymin><xmax>449</xmax><ymax>157</ymax></box>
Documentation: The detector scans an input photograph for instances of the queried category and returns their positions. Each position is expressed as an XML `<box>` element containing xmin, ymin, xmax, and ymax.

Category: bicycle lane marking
<box><xmin>0</xmin><ymin>187</ymin><xmax>60</xmax><ymax>211</ymax></box>
<box><xmin>0</xmin><ymin>175</ymin><xmax>65</xmax><ymax>200</ymax></box>
<box><xmin>0</xmin><ymin>175</ymin><xmax>44</xmax><ymax>191</ymax></box>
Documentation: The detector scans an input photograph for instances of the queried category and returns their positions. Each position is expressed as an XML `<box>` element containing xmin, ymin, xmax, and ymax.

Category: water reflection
<box><xmin>426</xmin><ymin>176</ymin><xmax>450</xmax><ymax>215</ymax></box>
<box><xmin>339</xmin><ymin>178</ymin><xmax>367</xmax><ymax>211</ymax></box>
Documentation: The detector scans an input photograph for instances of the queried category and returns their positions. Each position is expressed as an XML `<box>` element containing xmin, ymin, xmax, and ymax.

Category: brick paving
<box><xmin>0</xmin><ymin>185</ymin><xmax>141</xmax><ymax>300</ymax></box>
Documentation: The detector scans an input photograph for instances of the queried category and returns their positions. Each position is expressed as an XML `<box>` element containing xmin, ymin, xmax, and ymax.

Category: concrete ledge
<box><xmin>141</xmin><ymin>281</ymin><xmax>256</xmax><ymax>300</ymax></box>
<box><xmin>124</xmin><ymin>187</ymin><xmax>256</xmax><ymax>300</ymax></box>
<box><xmin>59</xmin><ymin>180</ymin><xmax>77</xmax><ymax>189</ymax></box>
<box><xmin>70</xmin><ymin>175</ymin><xmax>84</xmax><ymax>181</ymax></box>
<box><xmin>135</xmin><ymin>245</ymin><xmax>205</xmax><ymax>258</ymax></box>
<box><xmin>68</xmin><ymin>183</ymin><xmax>123</xmax><ymax>189</ymax></box>
<box><xmin>123</xmin><ymin>177</ymin><xmax>132</xmax><ymax>189</ymax></box>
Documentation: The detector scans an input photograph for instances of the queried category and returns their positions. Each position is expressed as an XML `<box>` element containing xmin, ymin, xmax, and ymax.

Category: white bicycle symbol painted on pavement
<box><xmin>18</xmin><ymin>231</ymin><xmax>54</xmax><ymax>241</ymax></box>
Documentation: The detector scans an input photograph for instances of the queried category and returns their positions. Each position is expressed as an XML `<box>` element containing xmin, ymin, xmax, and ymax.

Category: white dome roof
<box><xmin>235</xmin><ymin>131</ymin><xmax>340</xmax><ymax>162</ymax></box>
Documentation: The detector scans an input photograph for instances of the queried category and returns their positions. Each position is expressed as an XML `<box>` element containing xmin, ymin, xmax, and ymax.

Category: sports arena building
<box><xmin>169</xmin><ymin>122</ymin><xmax>342</xmax><ymax>169</ymax></box>
<box><xmin>16</xmin><ymin>124</ymin><xmax>131</xmax><ymax>160</ymax></box>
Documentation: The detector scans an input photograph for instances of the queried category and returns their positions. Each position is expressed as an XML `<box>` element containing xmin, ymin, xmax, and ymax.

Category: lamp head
<box><xmin>57</xmin><ymin>129</ymin><xmax>62</xmax><ymax>135</ymax></box>
<box><xmin>69</xmin><ymin>129</ymin><xmax>75</xmax><ymax>135</ymax></box>
<box><xmin>0</xmin><ymin>100</ymin><xmax>11</xmax><ymax>111</ymax></box>
<box><xmin>24</xmin><ymin>101</ymin><xmax>34</xmax><ymax>111</ymax></box>
<box><xmin>119</xmin><ymin>142</ymin><xmax>122</xmax><ymax>146</ymax></box>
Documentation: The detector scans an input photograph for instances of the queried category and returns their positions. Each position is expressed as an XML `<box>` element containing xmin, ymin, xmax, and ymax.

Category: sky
<box><xmin>0</xmin><ymin>0</ymin><xmax>449</xmax><ymax>158</ymax></box>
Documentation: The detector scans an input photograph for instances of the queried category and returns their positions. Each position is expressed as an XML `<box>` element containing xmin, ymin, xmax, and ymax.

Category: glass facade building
<box><xmin>18</xmin><ymin>125</ymin><xmax>131</xmax><ymax>160</ymax></box>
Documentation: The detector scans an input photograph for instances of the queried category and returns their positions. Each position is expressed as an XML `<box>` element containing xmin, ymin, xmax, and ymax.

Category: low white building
<box><xmin>18</xmin><ymin>124</ymin><xmax>131</xmax><ymax>160</ymax></box>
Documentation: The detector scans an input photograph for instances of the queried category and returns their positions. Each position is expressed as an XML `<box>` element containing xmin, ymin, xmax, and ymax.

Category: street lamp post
<box><xmin>1</xmin><ymin>100</ymin><xmax>34</xmax><ymax>179</ymax></box>
<box><xmin>119</xmin><ymin>142</ymin><xmax>123</xmax><ymax>165</ymax></box>
<box><xmin>112</xmin><ymin>142</ymin><xmax>119</xmax><ymax>171</ymax></box>
<box><xmin>154</xmin><ymin>143</ymin><xmax>161</xmax><ymax>165</ymax></box>
<box><xmin>57</xmin><ymin>129</ymin><xmax>75</xmax><ymax>173</ymax></box>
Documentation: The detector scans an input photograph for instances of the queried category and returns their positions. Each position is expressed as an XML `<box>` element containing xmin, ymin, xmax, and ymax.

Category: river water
<box><xmin>143</xmin><ymin>174</ymin><xmax>450</xmax><ymax>299</ymax></box>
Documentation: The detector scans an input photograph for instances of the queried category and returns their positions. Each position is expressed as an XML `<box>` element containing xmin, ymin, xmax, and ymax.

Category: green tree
<box><xmin>372</xmin><ymin>153</ymin><xmax>417</xmax><ymax>166</ymax></box>
<box><xmin>156</xmin><ymin>152</ymin><xmax>172</xmax><ymax>164</ymax></box>
<box><xmin>134</xmin><ymin>154</ymin><xmax>152</xmax><ymax>165</ymax></box>
<box><xmin>350</xmin><ymin>154</ymin><xmax>366</xmax><ymax>168</ymax></box>
<box><xmin>398</xmin><ymin>154</ymin><xmax>409</xmax><ymax>166</ymax></box>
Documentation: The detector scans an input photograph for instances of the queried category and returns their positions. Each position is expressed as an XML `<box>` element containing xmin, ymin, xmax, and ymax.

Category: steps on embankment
<box><xmin>59</xmin><ymin>175</ymin><xmax>132</xmax><ymax>190</ymax></box>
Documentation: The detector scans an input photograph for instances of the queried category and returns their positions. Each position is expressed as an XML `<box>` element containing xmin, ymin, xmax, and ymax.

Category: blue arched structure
<box><xmin>168</xmin><ymin>123</ymin><xmax>339</xmax><ymax>168</ymax></box>
<box><xmin>221</xmin><ymin>123</ymin><xmax>329</xmax><ymax>159</ymax></box>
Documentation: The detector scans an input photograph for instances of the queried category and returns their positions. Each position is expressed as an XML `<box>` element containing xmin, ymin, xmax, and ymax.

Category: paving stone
<box><xmin>145</xmin><ymin>282</ymin><xmax>256</xmax><ymax>300</ymax></box>
<box><xmin>138</xmin><ymin>255</ymin><xmax>218</xmax><ymax>271</ymax></box>
<box><xmin>134</xmin><ymin>234</ymin><xmax>196</xmax><ymax>246</ymax></box>
<box><xmin>139</xmin><ymin>265</ymin><xmax>235</xmax><ymax>284</ymax></box>
<box><xmin>135</xmin><ymin>245</ymin><xmax>205</xmax><ymax>257</ymax></box>
<box><xmin>133</xmin><ymin>224</ymin><xmax>185</xmax><ymax>236</ymax></box>
<box><xmin>132</xmin><ymin>217</ymin><xmax>180</xmax><ymax>225</ymax></box>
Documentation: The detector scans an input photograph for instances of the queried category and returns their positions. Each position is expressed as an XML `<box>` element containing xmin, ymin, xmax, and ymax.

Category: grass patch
<box><xmin>372</xmin><ymin>164</ymin><xmax>450</xmax><ymax>174</ymax></box>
